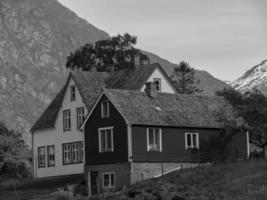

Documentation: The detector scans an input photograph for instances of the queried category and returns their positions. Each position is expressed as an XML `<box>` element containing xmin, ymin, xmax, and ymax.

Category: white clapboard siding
<box><xmin>140</xmin><ymin>68</ymin><xmax>176</xmax><ymax>94</ymax></box>
<box><xmin>33</xmin><ymin>77</ymin><xmax>87</xmax><ymax>177</ymax></box>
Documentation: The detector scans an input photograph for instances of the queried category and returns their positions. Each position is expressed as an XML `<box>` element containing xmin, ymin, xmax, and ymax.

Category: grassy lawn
<box><xmin>0</xmin><ymin>189</ymin><xmax>54</xmax><ymax>200</ymax></box>
<box><xmin>0</xmin><ymin>174</ymin><xmax>84</xmax><ymax>200</ymax></box>
<box><xmin>2</xmin><ymin>160</ymin><xmax>267</xmax><ymax>200</ymax></box>
<box><xmin>106</xmin><ymin>159</ymin><xmax>267</xmax><ymax>200</ymax></box>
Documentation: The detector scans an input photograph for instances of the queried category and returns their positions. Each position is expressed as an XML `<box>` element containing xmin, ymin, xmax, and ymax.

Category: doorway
<box><xmin>89</xmin><ymin>171</ymin><xmax>99</xmax><ymax>196</ymax></box>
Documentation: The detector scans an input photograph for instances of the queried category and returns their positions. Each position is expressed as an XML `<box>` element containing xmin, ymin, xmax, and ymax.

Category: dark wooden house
<box><xmin>81</xmin><ymin>82</ymin><xmax>249</xmax><ymax>196</ymax></box>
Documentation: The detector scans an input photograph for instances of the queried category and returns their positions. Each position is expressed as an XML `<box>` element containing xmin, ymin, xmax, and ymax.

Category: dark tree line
<box><xmin>0</xmin><ymin>122</ymin><xmax>32</xmax><ymax>178</ymax></box>
<box><xmin>217</xmin><ymin>88</ymin><xmax>267</xmax><ymax>158</ymax></box>
<box><xmin>66</xmin><ymin>33</ymin><xmax>150</xmax><ymax>72</ymax></box>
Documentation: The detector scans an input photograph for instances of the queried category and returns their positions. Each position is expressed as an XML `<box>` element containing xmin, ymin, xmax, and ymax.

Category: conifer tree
<box><xmin>171</xmin><ymin>61</ymin><xmax>201</xmax><ymax>94</ymax></box>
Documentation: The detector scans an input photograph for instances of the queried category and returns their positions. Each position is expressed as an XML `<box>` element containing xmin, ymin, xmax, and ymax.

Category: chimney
<box><xmin>145</xmin><ymin>82</ymin><xmax>157</xmax><ymax>98</ymax></box>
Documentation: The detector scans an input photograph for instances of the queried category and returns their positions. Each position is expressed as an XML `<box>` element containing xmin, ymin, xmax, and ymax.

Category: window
<box><xmin>63</xmin><ymin>142</ymin><xmax>83</xmax><ymax>164</ymax></box>
<box><xmin>185</xmin><ymin>133</ymin><xmax>199</xmax><ymax>149</ymax></box>
<box><xmin>102</xmin><ymin>172</ymin><xmax>115</xmax><ymax>188</ymax></box>
<box><xmin>47</xmin><ymin>145</ymin><xmax>55</xmax><ymax>167</ymax></box>
<box><xmin>38</xmin><ymin>146</ymin><xmax>46</xmax><ymax>168</ymax></box>
<box><xmin>153</xmin><ymin>78</ymin><xmax>161</xmax><ymax>92</ymax></box>
<box><xmin>147</xmin><ymin>128</ymin><xmax>162</xmax><ymax>151</ymax></box>
<box><xmin>98</xmin><ymin>127</ymin><xmax>114</xmax><ymax>153</ymax></box>
<box><xmin>63</xmin><ymin>110</ymin><xmax>71</xmax><ymax>131</ymax></box>
<box><xmin>101</xmin><ymin>101</ymin><xmax>109</xmax><ymax>118</ymax></box>
<box><xmin>70</xmin><ymin>85</ymin><xmax>76</xmax><ymax>101</ymax></box>
<box><xmin>77</xmin><ymin>107</ymin><xmax>85</xmax><ymax>129</ymax></box>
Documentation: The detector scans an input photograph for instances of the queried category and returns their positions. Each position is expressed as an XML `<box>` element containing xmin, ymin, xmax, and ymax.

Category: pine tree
<box><xmin>171</xmin><ymin>61</ymin><xmax>201</xmax><ymax>94</ymax></box>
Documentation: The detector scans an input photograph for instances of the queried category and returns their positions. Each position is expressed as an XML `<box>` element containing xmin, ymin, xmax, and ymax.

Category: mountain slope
<box><xmin>0</xmin><ymin>0</ymin><xmax>229</xmax><ymax>144</ymax></box>
<box><xmin>0</xmin><ymin>0</ymin><xmax>109</xmax><ymax>142</ymax></box>
<box><xmin>231</xmin><ymin>59</ymin><xmax>267</xmax><ymax>95</ymax></box>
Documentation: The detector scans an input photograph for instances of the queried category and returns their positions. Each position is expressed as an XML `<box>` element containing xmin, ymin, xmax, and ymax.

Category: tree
<box><xmin>0</xmin><ymin>122</ymin><xmax>32</xmax><ymax>177</ymax></box>
<box><xmin>66</xmin><ymin>33</ymin><xmax>150</xmax><ymax>72</ymax></box>
<box><xmin>216</xmin><ymin>88</ymin><xmax>267</xmax><ymax>158</ymax></box>
<box><xmin>171</xmin><ymin>61</ymin><xmax>202</xmax><ymax>94</ymax></box>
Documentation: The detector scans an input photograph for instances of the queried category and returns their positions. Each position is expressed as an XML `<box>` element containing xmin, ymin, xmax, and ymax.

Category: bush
<box><xmin>1</xmin><ymin>159</ymin><xmax>32</xmax><ymax>178</ymax></box>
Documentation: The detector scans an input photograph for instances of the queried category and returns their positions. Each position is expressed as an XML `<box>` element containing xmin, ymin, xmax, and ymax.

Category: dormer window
<box><xmin>70</xmin><ymin>85</ymin><xmax>76</xmax><ymax>101</ymax></box>
<box><xmin>153</xmin><ymin>78</ymin><xmax>161</xmax><ymax>92</ymax></box>
<box><xmin>101</xmin><ymin>100</ymin><xmax>109</xmax><ymax>118</ymax></box>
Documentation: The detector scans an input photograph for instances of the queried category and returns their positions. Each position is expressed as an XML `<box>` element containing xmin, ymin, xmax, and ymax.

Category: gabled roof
<box><xmin>31</xmin><ymin>71</ymin><xmax>106</xmax><ymax>131</ymax></box>
<box><xmin>32</xmin><ymin>63</ymin><xmax>173</xmax><ymax>131</ymax></box>
<box><xmin>100</xmin><ymin>89</ymin><xmax>244</xmax><ymax>128</ymax></box>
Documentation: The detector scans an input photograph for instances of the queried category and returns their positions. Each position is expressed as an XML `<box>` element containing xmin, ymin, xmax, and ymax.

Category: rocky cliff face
<box><xmin>0</xmin><ymin>0</ymin><xmax>109</xmax><ymax>143</ymax></box>
<box><xmin>0</xmin><ymin>0</ymin><xmax>229</xmax><ymax>145</ymax></box>
<box><xmin>231</xmin><ymin>60</ymin><xmax>267</xmax><ymax>95</ymax></box>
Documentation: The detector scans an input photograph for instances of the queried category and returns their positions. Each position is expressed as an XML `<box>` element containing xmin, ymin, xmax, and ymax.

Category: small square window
<box><xmin>185</xmin><ymin>133</ymin><xmax>199</xmax><ymax>149</ymax></box>
<box><xmin>102</xmin><ymin>172</ymin><xmax>115</xmax><ymax>188</ymax></box>
<box><xmin>101</xmin><ymin>101</ymin><xmax>109</xmax><ymax>118</ymax></box>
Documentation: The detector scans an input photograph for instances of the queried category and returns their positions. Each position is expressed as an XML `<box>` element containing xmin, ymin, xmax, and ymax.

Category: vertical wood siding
<box><xmin>84</xmin><ymin>95</ymin><xmax>128</xmax><ymax>165</ymax></box>
<box><xmin>131</xmin><ymin>126</ymin><xmax>248</xmax><ymax>163</ymax></box>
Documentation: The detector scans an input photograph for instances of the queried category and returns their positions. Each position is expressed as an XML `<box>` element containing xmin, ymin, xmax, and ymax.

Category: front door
<box><xmin>90</xmin><ymin>171</ymin><xmax>99</xmax><ymax>196</ymax></box>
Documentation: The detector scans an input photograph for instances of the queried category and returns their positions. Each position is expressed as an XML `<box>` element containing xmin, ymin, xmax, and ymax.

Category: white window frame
<box><xmin>146</xmin><ymin>128</ymin><xmax>162</xmax><ymax>152</ymax></box>
<box><xmin>70</xmin><ymin>85</ymin><xmax>76</xmax><ymax>101</ymax></box>
<box><xmin>102</xmin><ymin>172</ymin><xmax>115</xmax><ymax>189</ymax></box>
<box><xmin>98</xmin><ymin>127</ymin><xmax>114</xmax><ymax>153</ymax></box>
<box><xmin>38</xmin><ymin>146</ymin><xmax>46</xmax><ymax>168</ymax></box>
<box><xmin>185</xmin><ymin>133</ymin><xmax>199</xmax><ymax>149</ymax></box>
<box><xmin>63</xmin><ymin>142</ymin><xmax>83</xmax><ymax>165</ymax></box>
<box><xmin>47</xmin><ymin>145</ymin><xmax>55</xmax><ymax>167</ymax></box>
<box><xmin>63</xmin><ymin>110</ymin><xmax>71</xmax><ymax>131</ymax></box>
<box><xmin>101</xmin><ymin>101</ymin><xmax>110</xmax><ymax>118</ymax></box>
<box><xmin>153</xmin><ymin>78</ymin><xmax>162</xmax><ymax>92</ymax></box>
<box><xmin>77</xmin><ymin>107</ymin><xmax>85</xmax><ymax>129</ymax></box>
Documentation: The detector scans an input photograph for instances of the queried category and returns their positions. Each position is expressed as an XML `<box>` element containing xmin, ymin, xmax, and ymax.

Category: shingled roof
<box><xmin>103</xmin><ymin>89</ymin><xmax>244</xmax><ymax>128</ymax></box>
<box><xmin>31</xmin><ymin>63</ymin><xmax>168</xmax><ymax>131</ymax></box>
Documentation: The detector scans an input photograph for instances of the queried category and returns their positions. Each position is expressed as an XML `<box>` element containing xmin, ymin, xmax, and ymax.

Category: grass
<box><xmin>107</xmin><ymin>159</ymin><xmax>267</xmax><ymax>200</ymax></box>
<box><xmin>0</xmin><ymin>174</ymin><xmax>84</xmax><ymax>200</ymax></box>
<box><xmin>2</xmin><ymin>160</ymin><xmax>267</xmax><ymax>200</ymax></box>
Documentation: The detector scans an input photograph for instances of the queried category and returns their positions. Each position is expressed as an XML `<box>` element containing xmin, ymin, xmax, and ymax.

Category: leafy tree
<box><xmin>0</xmin><ymin>122</ymin><xmax>32</xmax><ymax>177</ymax></box>
<box><xmin>171</xmin><ymin>61</ymin><xmax>202</xmax><ymax>94</ymax></box>
<box><xmin>217</xmin><ymin>88</ymin><xmax>267</xmax><ymax>158</ymax></box>
<box><xmin>66</xmin><ymin>33</ymin><xmax>150</xmax><ymax>72</ymax></box>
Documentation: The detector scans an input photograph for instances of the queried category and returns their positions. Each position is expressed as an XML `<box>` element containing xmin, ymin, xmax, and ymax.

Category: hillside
<box><xmin>107</xmin><ymin>160</ymin><xmax>267</xmax><ymax>200</ymax></box>
<box><xmin>0</xmin><ymin>0</ymin><xmax>229</xmax><ymax>144</ymax></box>
<box><xmin>231</xmin><ymin>59</ymin><xmax>267</xmax><ymax>95</ymax></box>
<box><xmin>0</xmin><ymin>0</ymin><xmax>109</xmax><ymax>142</ymax></box>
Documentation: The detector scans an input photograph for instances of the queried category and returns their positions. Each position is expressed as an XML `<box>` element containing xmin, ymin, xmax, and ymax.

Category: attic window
<box><xmin>153</xmin><ymin>78</ymin><xmax>161</xmax><ymax>92</ymax></box>
<box><xmin>70</xmin><ymin>85</ymin><xmax>76</xmax><ymax>101</ymax></box>
<box><xmin>101</xmin><ymin>100</ymin><xmax>110</xmax><ymax>118</ymax></box>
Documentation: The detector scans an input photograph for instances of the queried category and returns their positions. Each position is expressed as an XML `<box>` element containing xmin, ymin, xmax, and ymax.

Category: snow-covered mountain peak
<box><xmin>231</xmin><ymin>59</ymin><xmax>267</xmax><ymax>95</ymax></box>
